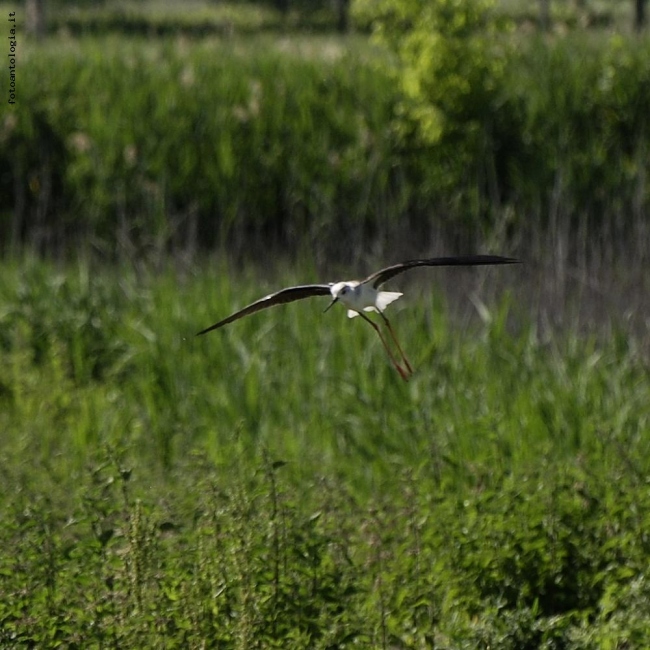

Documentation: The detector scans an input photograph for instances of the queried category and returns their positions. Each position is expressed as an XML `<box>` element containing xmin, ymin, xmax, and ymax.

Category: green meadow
<box><xmin>1</xmin><ymin>257</ymin><xmax>649</xmax><ymax>647</ymax></box>
<box><xmin>2</xmin><ymin>0</ymin><xmax>650</xmax><ymax>646</ymax></box>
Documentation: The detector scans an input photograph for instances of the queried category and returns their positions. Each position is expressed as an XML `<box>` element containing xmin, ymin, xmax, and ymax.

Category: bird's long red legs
<box><xmin>379</xmin><ymin>313</ymin><xmax>414</xmax><ymax>375</ymax></box>
<box><xmin>358</xmin><ymin>312</ymin><xmax>410</xmax><ymax>381</ymax></box>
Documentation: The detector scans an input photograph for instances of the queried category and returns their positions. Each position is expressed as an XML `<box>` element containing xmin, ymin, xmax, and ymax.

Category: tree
<box><xmin>369</xmin><ymin>0</ymin><xmax>512</xmax><ymax>146</ymax></box>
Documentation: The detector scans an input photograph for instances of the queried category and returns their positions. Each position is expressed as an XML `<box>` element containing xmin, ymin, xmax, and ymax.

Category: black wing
<box><xmin>196</xmin><ymin>284</ymin><xmax>332</xmax><ymax>336</ymax></box>
<box><xmin>365</xmin><ymin>255</ymin><xmax>519</xmax><ymax>288</ymax></box>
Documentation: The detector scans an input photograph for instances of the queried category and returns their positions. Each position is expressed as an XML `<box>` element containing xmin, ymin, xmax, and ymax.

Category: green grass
<box><xmin>3</xmin><ymin>3</ymin><xmax>649</xmax><ymax>641</ymax></box>
<box><xmin>1</xmin><ymin>257</ymin><xmax>649</xmax><ymax>646</ymax></box>
<box><xmin>2</xmin><ymin>33</ymin><xmax>398</xmax><ymax>255</ymax></box>
<box><xmin>4</xmin><ymin>17</ymin><xmax>649</xmax><ymax>259</ymax></box>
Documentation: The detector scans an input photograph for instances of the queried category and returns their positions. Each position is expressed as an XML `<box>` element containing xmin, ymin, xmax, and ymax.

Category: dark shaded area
<box><xmin>637</xmin><ymin>0</ymin><xmax>648</xmax><ymax>29</ymax></box>
<box><xmin>40</xmin><ymin>0</ymin><xmax>354</xmax><ymax>37</ymax></box>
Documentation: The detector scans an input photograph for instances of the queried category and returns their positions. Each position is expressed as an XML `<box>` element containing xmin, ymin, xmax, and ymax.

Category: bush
<box><xmin>364</xmin><ymin>0</ymin><xmax>650</xmax><ymax>241</ymax></box>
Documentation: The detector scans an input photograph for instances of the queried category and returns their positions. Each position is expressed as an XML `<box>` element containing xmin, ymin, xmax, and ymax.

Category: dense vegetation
<box><xmin>1</xmin><ymin>0</ymin><xmax>649</xmax><ymax>646</ymax></box>
<box><xmin>1</xmin><ymin>260</ymin><xmax>649</xmax><ymax>647</ymax></box>
<box><xmin>2</xmin><ymin>1</ymin><xmax>649</xmax><ymax>258</ymax></box>
<box><xmin>2</xmin><ymin>36</ymin><xmax>399</xmax><ymax>257</ymax></box>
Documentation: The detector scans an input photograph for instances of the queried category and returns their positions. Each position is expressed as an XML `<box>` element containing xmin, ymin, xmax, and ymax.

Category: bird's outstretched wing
<box><xmin>196</xmin><ymin>284</ymin><xmax>332</xmax><ymax>335</ymax></box>
<box><xmin>365</xmin><ymin>255</ymin><xmax>519</xmax><ymax>288</ymax></box>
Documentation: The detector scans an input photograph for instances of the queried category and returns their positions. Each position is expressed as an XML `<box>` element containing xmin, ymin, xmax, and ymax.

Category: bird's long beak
<box><xmin>324</xmin><ymin>297</ymin><xmax>338</xmax><ymax>313</ymax></box>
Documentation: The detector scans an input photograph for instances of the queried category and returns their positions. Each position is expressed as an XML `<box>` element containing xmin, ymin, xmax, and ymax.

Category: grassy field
<box><xmin>0</xmin><ymin>257</ymin><xmax>649</xmax><ymax>647</ymax></box>
<box><xmin>2</xmin><ymin>0</ymin><xmax>649</xmax><ymax>645</ymax></box>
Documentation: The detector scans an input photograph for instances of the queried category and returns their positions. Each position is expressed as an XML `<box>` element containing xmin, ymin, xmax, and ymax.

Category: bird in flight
<box><xmin>197</xmin><ymin>255</ymin><xmax>518</xmax><ymax>380</ymax></box>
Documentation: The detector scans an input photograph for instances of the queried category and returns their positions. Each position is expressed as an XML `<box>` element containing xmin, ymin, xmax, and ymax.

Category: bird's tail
<box><xmin>347</xmin><ymin>292</ymin><xmax>403</xmax><ymax>318</ymax></box>
<box><xmin>375</xmin><ymin>291</ymin><xmax>403</xmax><ymax>312</ymax></box>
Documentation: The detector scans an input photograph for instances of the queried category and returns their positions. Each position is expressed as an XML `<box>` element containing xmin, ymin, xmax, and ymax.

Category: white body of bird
<box><xmin>329</xmin><ymin>281</ymin><xmax>403</xmax><ymax>319</ymax></box>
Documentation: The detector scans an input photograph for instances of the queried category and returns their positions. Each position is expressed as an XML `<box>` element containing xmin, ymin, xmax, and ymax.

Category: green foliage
<box><xmin>3</xmin><ymin>27</ymin><xmax>650</xmax><ymax>255</ymax></box>
<box><xmin>0</xmin><ymin>259</ymin><xmax>649</xmax><ymax>645</ymax></box>
<box><xmin>494</xmin><ymin>0</ymin><xmax>630</xmax><ymax>31</ymax></box>
<box><xmin>355</xmin><ymin>0</ymin><xmax>514</xmax><ymax>210</ymax></box>
<box><xmin>0</xmin><ymin>36</ymin><xmax>401</xmax><ymax>255</ymax></box>
<box><xmin>47</xmin><ymin>0</ymin><xmax>287</xmax><ymax>36</ymax></box>
<box><xmin>359</xmin><ymin>0</ymin><xmax>511</xmax><ymax>143</ymax></box>
<box><xmin>506</xmin><ymin>35</ymin><xmax>650</xmax><ymax>233</ymax></box>
<box><xmin>360</xmin><ymin>0</ymin><xmax>650</xmax><ymax>235</ymax></box>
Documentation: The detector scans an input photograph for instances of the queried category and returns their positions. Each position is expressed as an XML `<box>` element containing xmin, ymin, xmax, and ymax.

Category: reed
<box><xmin>0</xmin><ymin>257</ymin><xmax>648</xmax><ymax>646</ymax></box>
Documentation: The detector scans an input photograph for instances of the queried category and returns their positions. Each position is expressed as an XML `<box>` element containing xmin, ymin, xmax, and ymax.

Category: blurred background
<box><xmin>2</xmin><ymin>0</ymin><xmax>649</xmax><ymax>333</ymax></box>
